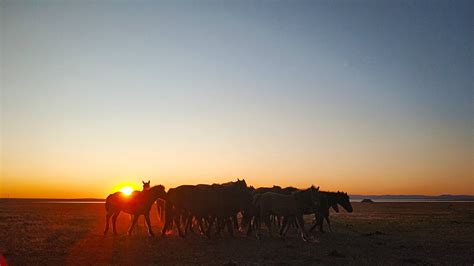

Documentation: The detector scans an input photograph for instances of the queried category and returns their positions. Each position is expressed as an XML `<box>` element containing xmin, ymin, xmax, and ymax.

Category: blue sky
<box><xmin>1</xmin><ymin>0</ymin><xmax>473</xmax><ymax>197</ymax></box>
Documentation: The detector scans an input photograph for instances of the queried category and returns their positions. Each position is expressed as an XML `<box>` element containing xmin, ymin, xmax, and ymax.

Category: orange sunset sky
<box><xmin>1</xmin><ymin>1</ymin><xmax>473</xmax><ymax>198</ymax></box>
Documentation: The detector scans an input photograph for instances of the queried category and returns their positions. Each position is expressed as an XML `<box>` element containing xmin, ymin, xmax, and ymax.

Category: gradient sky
<box><xmin>1</xmin><ymin>0</ymin><xmax>473</xmax><ymax>198</ymax></box>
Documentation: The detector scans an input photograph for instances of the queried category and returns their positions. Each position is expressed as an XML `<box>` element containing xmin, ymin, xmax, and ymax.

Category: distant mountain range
<box><xmin>350</xmin><ymin>194</ymin><xmax>474</xmax><ymax>201</ymax></box>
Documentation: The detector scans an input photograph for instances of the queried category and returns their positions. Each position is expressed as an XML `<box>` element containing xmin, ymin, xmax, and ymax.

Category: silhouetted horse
<box><xmin>254</xmin><ymin>186</ymin><xmax>320</xmax><ymax>241</ymax></box>
<box><xmin>142</xmin><ymin>180</ymin><xmax>166</xmax><ymax>225</ymax></box>
<box><xmin>242</xmin><ymin>186</ymin><xmax>298</xmax><ymax>232</ymax></box>
<box><xmin>104</xmin><ymin>185</ymin><xmax>167</xmax><ymax>236</ymax></box>
<box><xmin>162</xmin><ymin>179</ymin><xmax>251</xmax><ymax>238</ymax></box>
<box><xmin>309</xmin><ymin>191</ymin><xmax>353</xmax><ymax>233</ymax></box>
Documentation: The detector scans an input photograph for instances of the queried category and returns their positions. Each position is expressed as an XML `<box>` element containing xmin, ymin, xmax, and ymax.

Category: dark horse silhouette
<box><xmin>104</xmin><ymin>185</ymin><xmax>167</xmax><ymax>236</ymax></box>
<box><xmin>254</xmin><ymin>186</ymin><xmax>320</xmax><ymax>241</ymax></box>
<box><xmin>162</xmin><ymin>179</ymin><xmax>251</xmax><ymax>238</ymax></box>
<box><xmin>309</xmin><ymin>191</ymin><xmax>352</xmax><ymax>233</ymax></box>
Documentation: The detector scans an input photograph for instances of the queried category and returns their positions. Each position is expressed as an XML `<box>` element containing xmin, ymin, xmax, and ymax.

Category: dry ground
<box><xmin>0</xmin><ymin>200</ymin><xmax>473</xmax><ymax>265</ymax></box>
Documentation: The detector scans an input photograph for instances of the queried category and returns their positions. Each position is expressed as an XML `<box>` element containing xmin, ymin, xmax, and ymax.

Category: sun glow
<box><xmin>120</xmin><ymin>186</ymin><xmax>134</xmax><ymax>196</ymax></box>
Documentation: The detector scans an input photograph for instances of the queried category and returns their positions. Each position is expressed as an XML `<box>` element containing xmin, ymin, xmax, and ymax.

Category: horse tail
<box><xmin>164</xmin><ymin>200</ymin><xmax>174</xmax><ymax>222</ymax></box>
<box><xmin>252</xmin><ymin>193</ymin><xmax>262</xmax><ymax>206</ymax></box>
<box><xmin>252</xmin><ymin>193</ymin><xmax>263</xmax><ymax>215</ymax></box>
<box><xmin>105</xmin><ymin>195</ymin><xmax>111</xmax><ymax>212</ymax></box>
<box><xmin>156</xmin><ymin>199</ymin><xmax>165</xmax><ymax>224</ymax></box>
<box><xmin>161</xmin><ymin>201</ymin><xmax>166</xmax><ymax>222</ymax></box>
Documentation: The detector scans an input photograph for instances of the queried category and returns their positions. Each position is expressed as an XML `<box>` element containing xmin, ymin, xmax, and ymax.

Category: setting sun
<box><xmin>119</xmin><ymin>186</ymin><xmax>134</xmax><ymax>196</ymax></box>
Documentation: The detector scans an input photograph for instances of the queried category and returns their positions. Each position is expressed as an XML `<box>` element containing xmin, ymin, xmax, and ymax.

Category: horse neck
<box><xmin>325</xmin><ymin>193</ymin><xmax>338</xmax><ymax>205</ymax></box>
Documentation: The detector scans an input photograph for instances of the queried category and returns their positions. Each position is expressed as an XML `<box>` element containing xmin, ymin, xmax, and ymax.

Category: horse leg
<box><xmin>283</xmin><ymin>217</ymin><xmax>292</xmax><ymax>236</ymax></box>
<box><xmin>145</xmin><ymin>213</ymin><xmax>154</xmax><ymax>236</ymax></box>
<box><xmin>206</xmin><ymin>216</ymin><xmax>215</xmax><ymax>239</ymax></box>
<box><xmin>264</xmin><ymin>215</ymin><xmax>272</xmax><ymax>237</ymax></box>
<box><xmin>319</xmin><ymin>215</ymin><xmax>325</xmax><ymax>233</ymax></box>
<box><xmin>174</xmin><ymin>212</ymin><xmax>184</xmax><ymax>238</ymax></box>
<box><xmin>197</xmin><ymin>217</ymin><xmax>206</xmax><ymax>235</ymax></box>
<box><xmin>156</xmin><ymin>202</ymin><xmax>161</xmax><ymax>224</ymax></box>
<box><xmin>255</xmin><ymin>214</ymin><xmax>262</xmax><ymax>239</ymax></box>
<box><xmin>189</xmin><ymin>216</ymin><xmax>196</xmax><ymax>234</ymax></box>
<box><xmin>128</xmin><ymin>214</ymin><xmax>139</xmax><ymax>236</ymax></box>
<box><xmin>296</xmin><ymin>215</ymin><xmax>308</xmax><ymax>241</ymax></box>
<box><xmin>183</xmin><ymin>213</ymin><xmax>191</xmax><ymax>235</ymax></box>
<box><xmin>104</xmin><ymin>211</ymin><xmax>112</xmax><ymax>235</ymax></box>
<box><xmin>161</xmin><ymin>217</ymin><xmax>171</xmax><ymax>237</ymax></box>
<box><xmin>112</xmin><ymin>211</ymin><xmax>120</xmax><ymax>235</ymax></box>
<box><xmin>308</xmin><ymin>213</ymin><xmax>319</xmax><ymax>233</ymax></box>
<box><xmin>246</xmin><ymin>215</ymin><xmax>254</xmax><ymax>237</ymax></box>
<box><xmin>161</xmin><ymin>203</ymin><xmax>173</xmax><ymax>237</ymax></box>
<box><xmin>326</xmin><ymin>216</ymin><xmax>332</xmax><ymax>232</ymax></box>
<box><xmin>215</xmin><ymin>217</ymin><xmax>223</xmax><ymax>236</ymax></box>
<box><xmin>279</xmin><ymin>216</ymin><xmax>289</xmax><ymax>237</ymax></box>
<box><xmin>184</xmin><ymin>213</ymin><xmax>194</xmax><ymax>235</ymax></box>
<box><xmin>226</xmin><ymin>217</ymin><xmax>234</xmax><ymax>237</ymax></box>
<box><xmin>232</xmin><ymin>214</ymin><xmax>239</xmax><ymax>230</ymax></box>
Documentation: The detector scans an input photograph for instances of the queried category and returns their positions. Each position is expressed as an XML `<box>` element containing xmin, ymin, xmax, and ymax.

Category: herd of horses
<box><xmin>104</xmin><ymin>179</ymin><xmax>353</xmax><ymax>241</ymax></box>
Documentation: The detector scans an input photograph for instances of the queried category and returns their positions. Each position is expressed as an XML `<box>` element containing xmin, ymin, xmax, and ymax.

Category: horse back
<box><xmin>257</xmin><ymin>192</ymin><xmax>299</xmax><ymax>216</ymax></box>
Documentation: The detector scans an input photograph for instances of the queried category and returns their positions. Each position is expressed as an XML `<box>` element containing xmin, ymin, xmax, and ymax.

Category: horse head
<box><xmin>234</xmin><ymin>178</ymin><xmax>248</xmax><ymax>191</ymax></box>
<box><xmin>142</xmin><ymin>180</ymin><xmax>151</xmax><ymax>191</ymax></box>
<box><xmin>337</xmin><ymin>192</ymin><xmax>353</xmax><ymax>212</ymax></box>
<box><xmin>309</xmin><ymin>185</ymin><xmax>320</xmax><ymax>205</ymax></box>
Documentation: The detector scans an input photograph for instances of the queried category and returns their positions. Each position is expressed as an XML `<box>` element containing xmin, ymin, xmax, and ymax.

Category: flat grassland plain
<box><xmin>1</xmin><ymin>201</ymin><xmax>473</xmax><ymax>265</ymax></box>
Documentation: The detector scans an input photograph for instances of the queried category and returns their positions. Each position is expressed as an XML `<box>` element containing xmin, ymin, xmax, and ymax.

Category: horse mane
<box><xmin>321</xmin><ymin>190</ymin><xmax>348</xmax><ymax>196</ymax></box>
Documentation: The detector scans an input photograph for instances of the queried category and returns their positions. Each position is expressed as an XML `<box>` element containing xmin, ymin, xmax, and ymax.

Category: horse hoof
<box><xmin>301</xmin><ymin>234</ymin><xmax>308</xmax><ymax>242</ymax></box>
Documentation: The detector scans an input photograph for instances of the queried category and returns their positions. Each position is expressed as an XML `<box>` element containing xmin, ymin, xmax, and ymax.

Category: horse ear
<box><xmin>142</xmin><ymin>181</ymin><xmax>145</xmax><ymax>184</ymax></box>
<box><xmin>148</xmin><ymin>180</ymin><xmax>150</xmax><ymax>183</ymax></box>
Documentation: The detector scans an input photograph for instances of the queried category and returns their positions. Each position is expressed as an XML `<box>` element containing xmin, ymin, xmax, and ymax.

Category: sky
<box><xmin>1</xmin><ymin>0</ymin><xmax>473</xmax><ymax>198</ymax></box>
